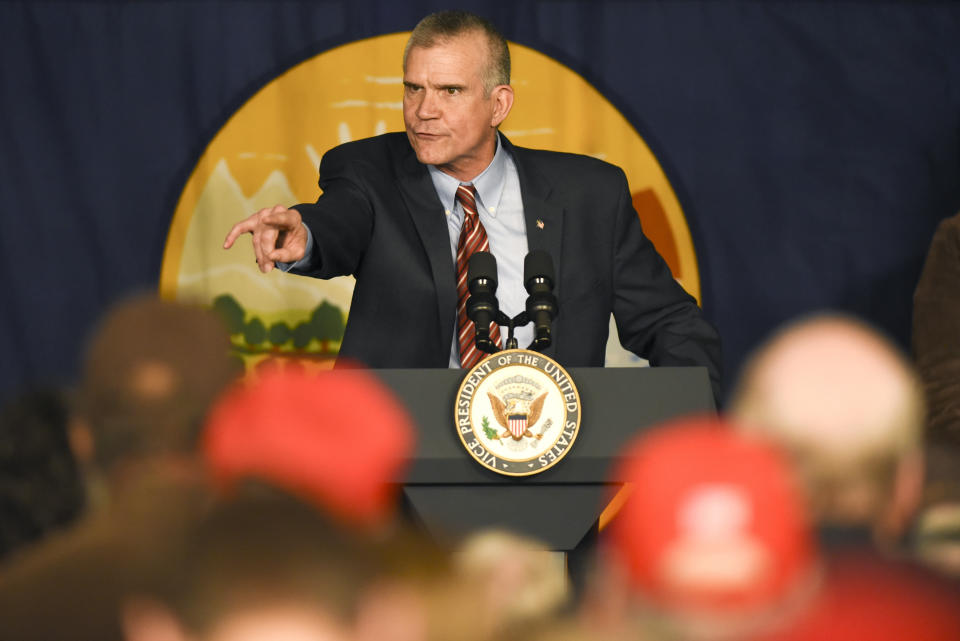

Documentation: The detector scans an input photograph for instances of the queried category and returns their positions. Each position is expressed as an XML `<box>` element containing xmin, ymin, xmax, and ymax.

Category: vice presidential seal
<box><xmin>454</xmin><ymin>349</ymin><xmax>581</xmax><ymax>476</ymax></box>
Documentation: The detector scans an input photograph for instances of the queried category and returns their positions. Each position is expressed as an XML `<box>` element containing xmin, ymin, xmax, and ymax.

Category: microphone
<box><xmin>466</xmin><ymin>251</ymin><xmax>500</xmax><ymax>354</ymax></box>
<box><xmin>524</xmin><ymin>250</ymin><xmax>558</xmax><ymax>351</ymax></box>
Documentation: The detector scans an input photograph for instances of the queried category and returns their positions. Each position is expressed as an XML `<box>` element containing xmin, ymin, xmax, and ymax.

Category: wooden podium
<box><xmin>375</xmin><ymin>366</ymin><xmax>715</xmax><ymax>550</ymax></box>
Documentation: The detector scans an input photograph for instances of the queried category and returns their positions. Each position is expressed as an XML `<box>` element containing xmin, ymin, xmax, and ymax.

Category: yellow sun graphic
<box><xmin>160</xmin><ymin>33</ymin><xmax>699</xmax><ymax>368</ymax></box>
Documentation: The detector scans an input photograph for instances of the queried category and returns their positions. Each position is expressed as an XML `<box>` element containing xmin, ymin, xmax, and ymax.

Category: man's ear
<box><xmin>68</xmin><ymin>416</ymin><xmax>95</xmax><ymax>466</ymax></box>
<box><xmin>490</xmin><ymin>85</ymin><xmax>514</xmax><ymax>128</ymax></box>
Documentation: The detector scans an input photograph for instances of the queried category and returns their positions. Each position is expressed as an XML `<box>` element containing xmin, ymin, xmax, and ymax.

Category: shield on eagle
<box><xmin>488</xmin><ymin>391</ymin><xmax>548</xmax><ymax>441</ymax></box>
<box><xmin>508</xmin><ymin>414</ymin><xmax>528</xmax><ymax>439</ymax></box>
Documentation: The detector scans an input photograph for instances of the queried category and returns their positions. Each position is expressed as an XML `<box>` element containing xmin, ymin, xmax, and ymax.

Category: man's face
<box><xmin>403</xmin><ymin>31</ymin><xmax>512</xmax><ymax>181</ymax></box>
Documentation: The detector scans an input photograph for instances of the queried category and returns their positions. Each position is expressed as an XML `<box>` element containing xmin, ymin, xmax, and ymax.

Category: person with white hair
<box><xmin>729</xmin><ymin>314</ymin><xmax>926</xmax><ymax>549</ymax></box>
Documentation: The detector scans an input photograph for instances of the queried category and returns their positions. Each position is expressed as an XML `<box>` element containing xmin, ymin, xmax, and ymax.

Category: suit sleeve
<box><xmin>288</xmin><ymin>146</ymin><xmax>375</xmax><ymax>279</ymax></box>
<box><xmin>913</xmin><ymin>215</ymin><xmax>960</xmax><ymax>445</ymax></box>
<box><xmin>609</xmin><ymin>168</ymin><xmax>724</xmax><ymax>403</ymax></box>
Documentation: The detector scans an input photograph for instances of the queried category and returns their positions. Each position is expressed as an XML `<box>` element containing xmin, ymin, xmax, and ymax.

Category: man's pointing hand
<box><xmin>223</xmin><ymin>205</ymin><xmax>307</xmax><ymax>273</ymax></box>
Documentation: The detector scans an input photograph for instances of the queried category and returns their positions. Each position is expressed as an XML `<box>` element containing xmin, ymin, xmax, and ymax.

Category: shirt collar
<box><xmin>427</xmin><ymin>134</ymin><xmax>508</xmax><ymax>218</ymax></box>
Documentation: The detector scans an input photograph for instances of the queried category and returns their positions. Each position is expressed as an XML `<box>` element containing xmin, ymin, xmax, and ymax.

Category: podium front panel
<box><xmin>376</xmin><ymin>366</ymin><xmax>714</xmax><ymax>550</ymax></box>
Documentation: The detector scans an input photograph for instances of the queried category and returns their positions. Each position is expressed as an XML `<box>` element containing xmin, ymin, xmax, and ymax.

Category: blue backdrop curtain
<box><xmin>1</xmin><ymin>1</ymin><xmax>958</xmax><ymax>403</ymax></box>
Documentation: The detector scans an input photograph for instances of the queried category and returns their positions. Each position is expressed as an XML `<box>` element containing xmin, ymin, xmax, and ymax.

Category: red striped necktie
<box><xmin>455</xmin><ymin>183</ymin><xmax>502</xmax><ymax>369</ymax></box>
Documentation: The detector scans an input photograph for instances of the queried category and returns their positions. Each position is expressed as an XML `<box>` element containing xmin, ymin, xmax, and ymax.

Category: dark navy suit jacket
<box><xmin>291</xmin><ymin>133</ymin><xmax>722</xmax><ymax>397</ymax></box>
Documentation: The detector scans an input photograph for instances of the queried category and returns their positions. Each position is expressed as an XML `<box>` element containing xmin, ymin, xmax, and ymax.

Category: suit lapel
<box><xmin>395</xmin><ymin>145</ymin><xmax>456</xmax><ymax>360</ymax></box>
<box><xmin>503</xmin><ymin>137</ymin><xmax>564</xmax><ymax>359</ymax></box>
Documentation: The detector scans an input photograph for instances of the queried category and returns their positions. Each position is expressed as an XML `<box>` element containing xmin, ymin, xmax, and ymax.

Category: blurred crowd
<box><xmin>2</xmin><ymin>212</ymin><xmax>960</xmax><ymax>641</ymax></box>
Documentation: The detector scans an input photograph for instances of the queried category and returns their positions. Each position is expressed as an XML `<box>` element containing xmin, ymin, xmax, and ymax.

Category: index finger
<box><xmin>223</xmin><ymin>218</ymin><xmax>258</xmax><ymax>249</ymax></box>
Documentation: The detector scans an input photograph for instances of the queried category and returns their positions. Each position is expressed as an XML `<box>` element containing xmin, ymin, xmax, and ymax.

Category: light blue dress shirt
<box><xmin>428</xmin><ymin>136</ymin><xmax>531</xmax><ymax>367</ymax></box>
<box><xmin>284</xmin><ymin>134</ymin><xmax>531</xmax><ymax>368</ymax></box>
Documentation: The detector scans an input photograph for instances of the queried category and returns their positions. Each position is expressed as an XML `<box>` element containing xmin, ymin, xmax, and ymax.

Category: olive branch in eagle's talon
<box><xmin>481</xmin><ymin>416</ymin><xmax>499</xmax><ymax>440</ymax></box>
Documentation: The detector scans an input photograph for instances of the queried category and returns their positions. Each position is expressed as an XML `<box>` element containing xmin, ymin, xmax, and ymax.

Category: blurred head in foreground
<box><xmin>593</xmin><ymin>417</ymin><xmax>818</xmax><ymax>641</ymax></box>
<box><xmin>193</xmin><ymin>367</ymin><xmax>474</xmax><ymax>641</ymax></box>
<box><xmin>730</xmin><ymin>314</ymin><xmax>925</xmax><ymax>545</ymax></box>
<box><xmin>74</xmin><ymin>293</ymin><xmax>240</xmax><ymax>492</ymax></box>
<box><xmin>123</xmin><ymin>487</ymin><xmax>480</xmax><ymax>641</ymax></box>
<box><xmin>124</xmin><ymin>490</ymin><xmax>380</xmax><ymax>641</ymax></box>
<box><xmin>202</xmin><ymin>364</ymin><xmax>415</xmax><ymax>530</ymax></box>
<box><xmin>452</xmin><ymin>529</ymin><xmax>569</xmax><ymax>638</ymax></box>
<box><xmin>0</xmin><ymin>296</ymin><xmax>238</xmax><ymax>641</ymax></box>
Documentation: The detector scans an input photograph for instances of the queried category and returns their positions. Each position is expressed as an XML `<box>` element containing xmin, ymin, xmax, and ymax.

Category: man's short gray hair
<box><xmin>403</xmin><ymin>10</ymin><xmax>511</xmax><ymax>95</ymax></box>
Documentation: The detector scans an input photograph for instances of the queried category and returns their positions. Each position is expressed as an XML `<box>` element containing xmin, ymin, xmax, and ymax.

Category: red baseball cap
<box><xmin>203</xmin><ymin>364</ymin><xmax>415</xmax><ymax>528</ymax></box>
<box><xmin>606</xmin><ymin>415</ymin><xmax>817</xmax><ymax>613</ymax></box>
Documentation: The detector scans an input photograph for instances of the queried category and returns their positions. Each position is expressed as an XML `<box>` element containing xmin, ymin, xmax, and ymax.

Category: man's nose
<box><xmin>417</xmin><ymin>90</ymin><xmax>440</xmax><ymax>119</ymax></box>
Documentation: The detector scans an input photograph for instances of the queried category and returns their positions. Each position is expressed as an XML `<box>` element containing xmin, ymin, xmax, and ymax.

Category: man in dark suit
<box><xmin>224</xmin><ymin>11</ymin><xmax>722</xmax><ymax>397</ymax></box>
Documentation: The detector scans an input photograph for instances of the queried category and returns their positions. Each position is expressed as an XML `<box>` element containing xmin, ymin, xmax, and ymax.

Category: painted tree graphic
<box><xmin>212</xmin><ymin>293</ymin><xmax>245</xmax><ymax>336</ymax></box>
<box><xmin>310</xmin><ymin>301</ymin><xmax>345</xmax><ymax>354</ymax></box>
<box><xmin>268</xmin><ymin>321</ymin><xmax>292</xmax><ymax>350</ymax></box>
<box><xmin>209</xmin><ymin>293</ymin><xmax>345</xmax><ymax>359</ymax></box>
<box><xmin>292</xmin><ymin>321</ymin><xmax>313</xmax><ymax>350</ymax></box>
<box><xmin>243</xmin><ymin>317</ymin><xmax>266</xmax><ymax>348</ymax></box>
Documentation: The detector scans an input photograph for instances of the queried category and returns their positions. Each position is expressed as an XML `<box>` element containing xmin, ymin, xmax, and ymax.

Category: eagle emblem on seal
<box><xmin>487</xmin><ymin>374</ymin><xmax>549</xmax><ymax>440</ymax></box>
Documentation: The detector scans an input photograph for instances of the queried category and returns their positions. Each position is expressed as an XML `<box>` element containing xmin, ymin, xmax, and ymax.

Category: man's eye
<box><xmin>445</xmin><ymin>87</ymin><xmax>460</xmax><ymax>95</ymax></box>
